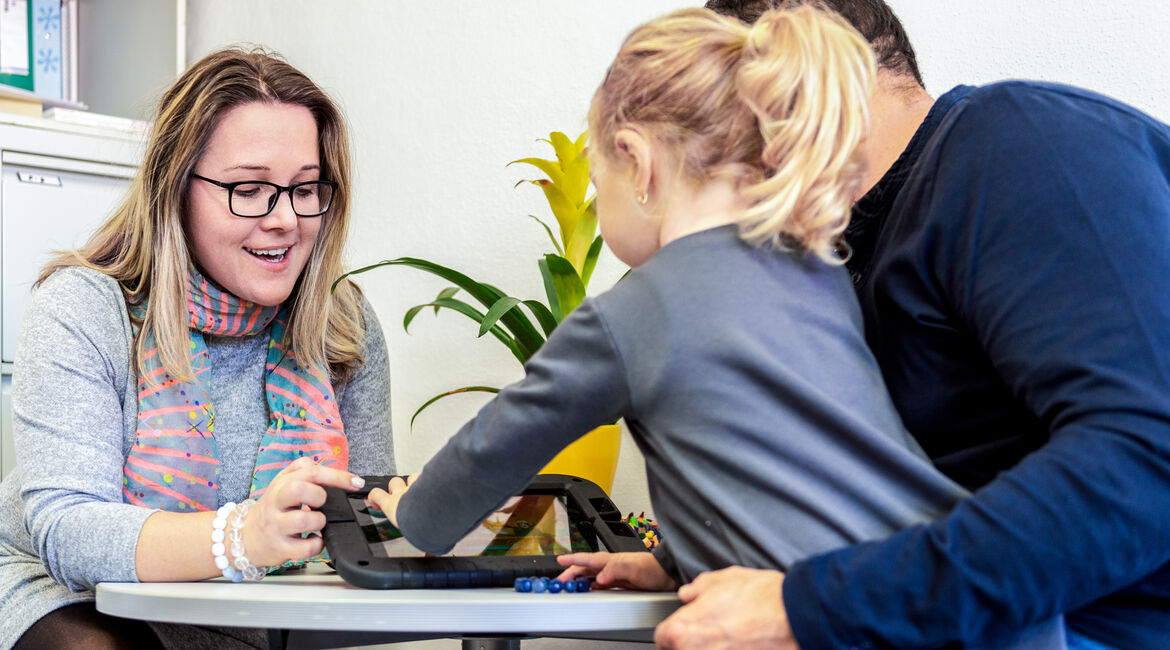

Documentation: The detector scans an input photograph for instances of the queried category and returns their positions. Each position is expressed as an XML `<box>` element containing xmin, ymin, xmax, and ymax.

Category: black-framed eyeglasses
<box><xmin>191</xmin><ymin>173</ymin><xmax>337</xmax><ymax>218</ymax></box>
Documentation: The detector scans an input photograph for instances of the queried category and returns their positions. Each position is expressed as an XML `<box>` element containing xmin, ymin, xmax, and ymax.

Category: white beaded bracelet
<box><xmin>211</xmin><ymin>502</ymin><xmax>241</xmax><ymax>582</ymax></box>
<box><xmin>227</xmin><ymin>498</ymin><xmax>270</xmax><ymax>581</ymax></box>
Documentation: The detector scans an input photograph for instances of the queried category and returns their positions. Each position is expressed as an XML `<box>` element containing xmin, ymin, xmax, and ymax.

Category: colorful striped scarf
<box><xmin>122</xmin><ymin>267</ymin><xmax>347</xmax><ymax>512</ymax></box>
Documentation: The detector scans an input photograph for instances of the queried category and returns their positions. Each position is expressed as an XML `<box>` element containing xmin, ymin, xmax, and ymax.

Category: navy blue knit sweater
<box><xmin>785</xmin><ymin>82</ymin><xmax>1170</xmax><ymax>649</ymax></box>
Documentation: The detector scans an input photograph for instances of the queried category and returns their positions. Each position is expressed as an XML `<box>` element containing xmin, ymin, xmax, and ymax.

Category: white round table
<box><xmin>96</xmin><ymin>564</ymin><xmax>681</xmax><ymax>649</ymax></box>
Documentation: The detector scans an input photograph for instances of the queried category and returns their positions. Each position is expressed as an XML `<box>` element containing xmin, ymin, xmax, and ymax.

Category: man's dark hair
<box><xmin>705</xmin><ymin>0</ymin><xmax>923</xmax><ymax>87</ymax></box>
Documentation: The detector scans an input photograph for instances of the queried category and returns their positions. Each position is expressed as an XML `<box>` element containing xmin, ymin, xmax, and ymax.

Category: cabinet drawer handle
<box><xmin>16</xmin><ymin>172</ymin><xmax>63</xmax><ymax>186</ymax></box>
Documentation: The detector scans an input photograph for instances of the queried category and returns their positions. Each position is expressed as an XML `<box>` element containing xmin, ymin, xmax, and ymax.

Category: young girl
<box><xmin>371</xmin><ymin>6</ymin><xmax>965</xmax><ymax>587</ymax></box>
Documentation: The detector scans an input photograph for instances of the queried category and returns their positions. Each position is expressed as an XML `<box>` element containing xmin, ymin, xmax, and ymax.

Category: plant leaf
<box><xmin>335</xmin><ymin>257</ymin><xmax>545</xmax><ymax>362</ymax></box>
<box><xmin>403</xmin><ymin>296</ymin><xmax>484</xmax><ymax>334</ymax></box>
<box><xmin>480</xmin><ymin>296</ymin><xmax>525</xmax><ymax>338</ymax></box>
<box><xmin>435</xmin><ymin>287</ymin><xmax>460</xmax><ymax>315</ymax></box>
<box><xmin>552</xmin><ymin>131</ymin><xmax>590</xmax><ymax>206</ymax></box>
<box><xmin>562</xmin><ymin>153</ymin><xmax>590</xmax><ymax>207</ymax></box>
<box><xmin>402</xmin><ymin>296</ymin><xmax>526</xmax><ymax>364</ymax></box>
<box><xmin>527</xmin><ymin>215</ymin><xmax>564</xmax><ymax>256</ymax></box>
<box><xmin>526</xmin><ymin>179</ymin><xmax>577</xmax><ymax>246</ymax></box>
<box><xmin>403</xmin><ymin>303</ymin><xmax>427</xmax><ymax>331</ymax></box>
<box><xmin>548</xmin><ymin>131</ymin><xmax>576</xmax><ymax>170</ymax></box>
<box><xmin>480</xmin><ymin>281</ymin><xmax>510</xmax><ymax>298</ymax></box>
<box><xmin>543</xmin><ymin>254</ymin><xmax>587</xmax><ymax>318</ymax></box>
<box><xmin>410</xmin><ymin>385</ymin><xmax>500</xmax><ymax>429</ymax></box>
<box><xmin>581</xmin><ymin>234</ymin><xmax>604</xmax><ymax>288</ymax></box>
<box><xmin>562</xmin><ymin>145</ymin><xmax>591</xmax><ymax>206</ymax></box>
<box><xmin>538</xmin><ymin>256</ymin><xmax>563</xmax><ymax>322</ymax></box>
<box><xmin>508</xmin><ymin>157</ymin><xmax>565</xmax><ymax>188</ymax></box>
<box><xmin>522</xmin><ymin>299</ymin><xmax>558</xmax><ymax>337</ymax></box>
<box><xmin>565</xmin><ymin>198</ymin><xmax>599</xmax><ymax>273</ymax></box>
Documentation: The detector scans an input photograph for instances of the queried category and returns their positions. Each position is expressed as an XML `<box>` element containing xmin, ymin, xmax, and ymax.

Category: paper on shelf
<box><xmin>0</xmin><ymin>0</ymin><xmax>29</xmax><ymax>76</ymax></box>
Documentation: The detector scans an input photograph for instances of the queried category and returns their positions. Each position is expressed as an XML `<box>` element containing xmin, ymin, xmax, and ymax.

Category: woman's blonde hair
<box><xmin>588</xmin><ymin>4</ymin><xmax>875</xmax><ymax>263</ymax></box>
<box><xmin>38</xmin><ymin>47</ymin><xmax>366</xmax><ymax>384</ymax></box>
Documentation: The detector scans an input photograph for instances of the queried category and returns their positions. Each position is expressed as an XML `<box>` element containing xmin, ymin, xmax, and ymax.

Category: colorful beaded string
<box><xmin>624</xmin><ymin>512</ymin><xmax>661</xmax><ymax>550</ymax></box>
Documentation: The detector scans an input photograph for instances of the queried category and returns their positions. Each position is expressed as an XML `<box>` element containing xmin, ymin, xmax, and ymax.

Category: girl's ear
<box><xmin>613</xmin><ymin>128</ymin><xmax>654</xmax><ymax>201</ymax></box>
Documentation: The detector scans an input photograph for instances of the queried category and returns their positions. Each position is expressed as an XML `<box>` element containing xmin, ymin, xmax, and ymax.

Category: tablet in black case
<box><xmin>321</xmin><ymin>474</ymin><xmax>648</xmax><ymax>589</ymax></box>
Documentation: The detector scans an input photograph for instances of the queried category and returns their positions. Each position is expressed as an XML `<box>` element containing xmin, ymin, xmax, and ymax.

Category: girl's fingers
<box><xmin>365</xmin><ymin>487</ymin><xmax>393</xmax><ymax>511</ymax></box>
<box><xmin>555</xmin><ymin>564</ymin><xmax>592</xmax><ymax>582</ymax></box>
<box><xmin>387</xmin><ymin>475</ymin><xmax>409</xmax><ymax>494</ymax></box>
<box><xmin>558</xmin><ymin>552</ymin><xmax>609</xmax><ymax>569</ymax></box>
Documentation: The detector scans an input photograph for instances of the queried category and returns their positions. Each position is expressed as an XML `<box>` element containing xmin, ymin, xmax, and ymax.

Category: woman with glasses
<box><xmin>0</xmin><ymin>47</ymin><xmax>394</xmax><ymax>649</ymax></box>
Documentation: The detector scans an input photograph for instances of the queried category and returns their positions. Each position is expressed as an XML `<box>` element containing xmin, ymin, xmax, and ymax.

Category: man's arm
<box><xmin>786</xmin><ymin>84</ymin><xmax>1170</xmax><ymax>648</ymax></box>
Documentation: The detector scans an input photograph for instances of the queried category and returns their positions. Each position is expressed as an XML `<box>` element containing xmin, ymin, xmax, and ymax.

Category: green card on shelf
<box><xmin>0</xmin><ymin>0</ymin><xmax>34</xmax><ymax>92</ymax></box>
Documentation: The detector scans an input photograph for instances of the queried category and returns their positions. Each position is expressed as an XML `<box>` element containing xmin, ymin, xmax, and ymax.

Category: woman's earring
<box><xmin>637</xmin><ymin>193</ymin><xmax>648</xmax><ymax>205</ymax></box>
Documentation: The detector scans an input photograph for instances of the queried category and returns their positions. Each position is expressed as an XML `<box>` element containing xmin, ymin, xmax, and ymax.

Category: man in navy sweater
<box><xmin>642</xmin><ymin>1</ymin><xmax>1170</xmax><ymax>648</ymax></box>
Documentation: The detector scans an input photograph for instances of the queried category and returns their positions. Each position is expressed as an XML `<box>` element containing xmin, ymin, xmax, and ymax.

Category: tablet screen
<box><xmin>351</xmin><ymin>493</ymin><xmax>601</xmax><ymax>558</ymax></box>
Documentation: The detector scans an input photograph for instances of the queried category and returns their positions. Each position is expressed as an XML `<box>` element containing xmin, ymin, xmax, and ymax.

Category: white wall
<box><xmin>185</xmin><ymin>1</ymin><xmax>1170</xmax><ymax>526</ymax></box>
<box><xmin>893</xmin><ymin>1</ymin><xmax>1170</xmax><ymax>121</ymax></box>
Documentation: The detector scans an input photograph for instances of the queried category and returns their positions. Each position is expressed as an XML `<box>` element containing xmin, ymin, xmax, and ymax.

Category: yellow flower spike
<box><xmin>566</xmin><ymin>200</ymin><xmax>599</xmax><ymax>274</ymax></box>
<box><xmin>509</xmin><ymin>156</ymin><xmax>565</xmax><ymax>190</ymax></box>
<box><xmin>573</xmin><ymin>130</ymin><xmax>589</xmax><ymax>156</ymax></box>
<box><xmin>551</xmin><ymin>132</ymin><xmax>590</xmax><ymax>205</ymax></box>
<box><xmin>532</xmin><ymin>179</ymin><xmax>579</xmax><ymax>245</ymax></box>
<box><xmin>512</xmin><ymin>131</ymin><xmax>593</xmax><ymax>254</ymax></box>
<box><xmin>547</xmin><ymin>132</ymin><xmax>577</xmax><ymax>172</ymax></box>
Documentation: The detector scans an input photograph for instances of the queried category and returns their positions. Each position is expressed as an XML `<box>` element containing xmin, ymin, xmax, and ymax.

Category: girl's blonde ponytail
<box><xmin>735</xmin><ymin>6</ymin><xmax>875</xmax><ymax>263</ymax></box>
<box><xmin>589</xmin><ymin>5</ymin><xmax>875</xmax><ymax>264</ymax></box>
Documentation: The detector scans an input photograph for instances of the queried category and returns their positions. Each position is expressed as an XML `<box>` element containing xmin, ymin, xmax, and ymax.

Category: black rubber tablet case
<box><xmin>322</xmin><ymin>473</ymin><xmax>648</xmax><ymax>589</ymax></box>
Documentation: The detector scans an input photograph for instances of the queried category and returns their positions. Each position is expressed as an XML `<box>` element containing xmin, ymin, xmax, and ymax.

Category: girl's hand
<box><xmin>241</xmin><ymin>457</ymin><xmax>366</xmax><ymax>567</ymax></box>
<box><xmin>365</xmin><ymin>472</ymin><xmax>421</xmax><ymax>529</ymax></box>
<box><xmin>555</xmin><ymin>551</ymin><xmax>678</xmax><ymax>591</ymax></box>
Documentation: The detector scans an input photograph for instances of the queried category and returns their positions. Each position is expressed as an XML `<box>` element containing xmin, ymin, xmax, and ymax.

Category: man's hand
<box><xmin>556</xmin><ymin>551</ymin><xmax>678</xmax><ymax>591</ymax></box>
<box><xmin>654</xmin><ymin>567</ymin><xmax>797</xmax><ymax>650</ymax></box>
<box><xmin>364</xmin><ymin>472</ymin><xmax>420</xmax><ymax>528</ymax></box>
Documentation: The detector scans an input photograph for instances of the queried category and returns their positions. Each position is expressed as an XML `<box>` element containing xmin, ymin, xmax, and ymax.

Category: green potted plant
<box><xmin>335</xmin><ymin>131</ymin><xmax>623</xmax><ymax>493</ymax></box>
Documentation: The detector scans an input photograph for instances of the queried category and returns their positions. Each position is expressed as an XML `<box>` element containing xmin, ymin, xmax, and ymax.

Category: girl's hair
<box><xmin>706</xmin><ymin>0</ymin><xmax>923</xmax><ymax>88</ymax></box>
<box><xmin>588</xmin><ymin>4</ymin><xmax>875</xmax><ymax>264</ymax></box>
<box><xmin>37</xmin><ymin>46</ymin><xmax>367</xmax><ymax>384</ymax></box>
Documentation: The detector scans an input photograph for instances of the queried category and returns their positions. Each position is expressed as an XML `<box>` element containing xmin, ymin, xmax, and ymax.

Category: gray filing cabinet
<box><xmin>0</xmin><ymin>115</ymin><xmax>142</xmax><ymax>479</ymax></box>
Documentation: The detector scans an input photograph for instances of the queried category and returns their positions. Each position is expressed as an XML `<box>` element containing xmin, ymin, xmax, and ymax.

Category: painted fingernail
<box><xmin>350</xmin><ymin>476</ymin><xmax>366</xmax><ymax>488</ymax></box>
